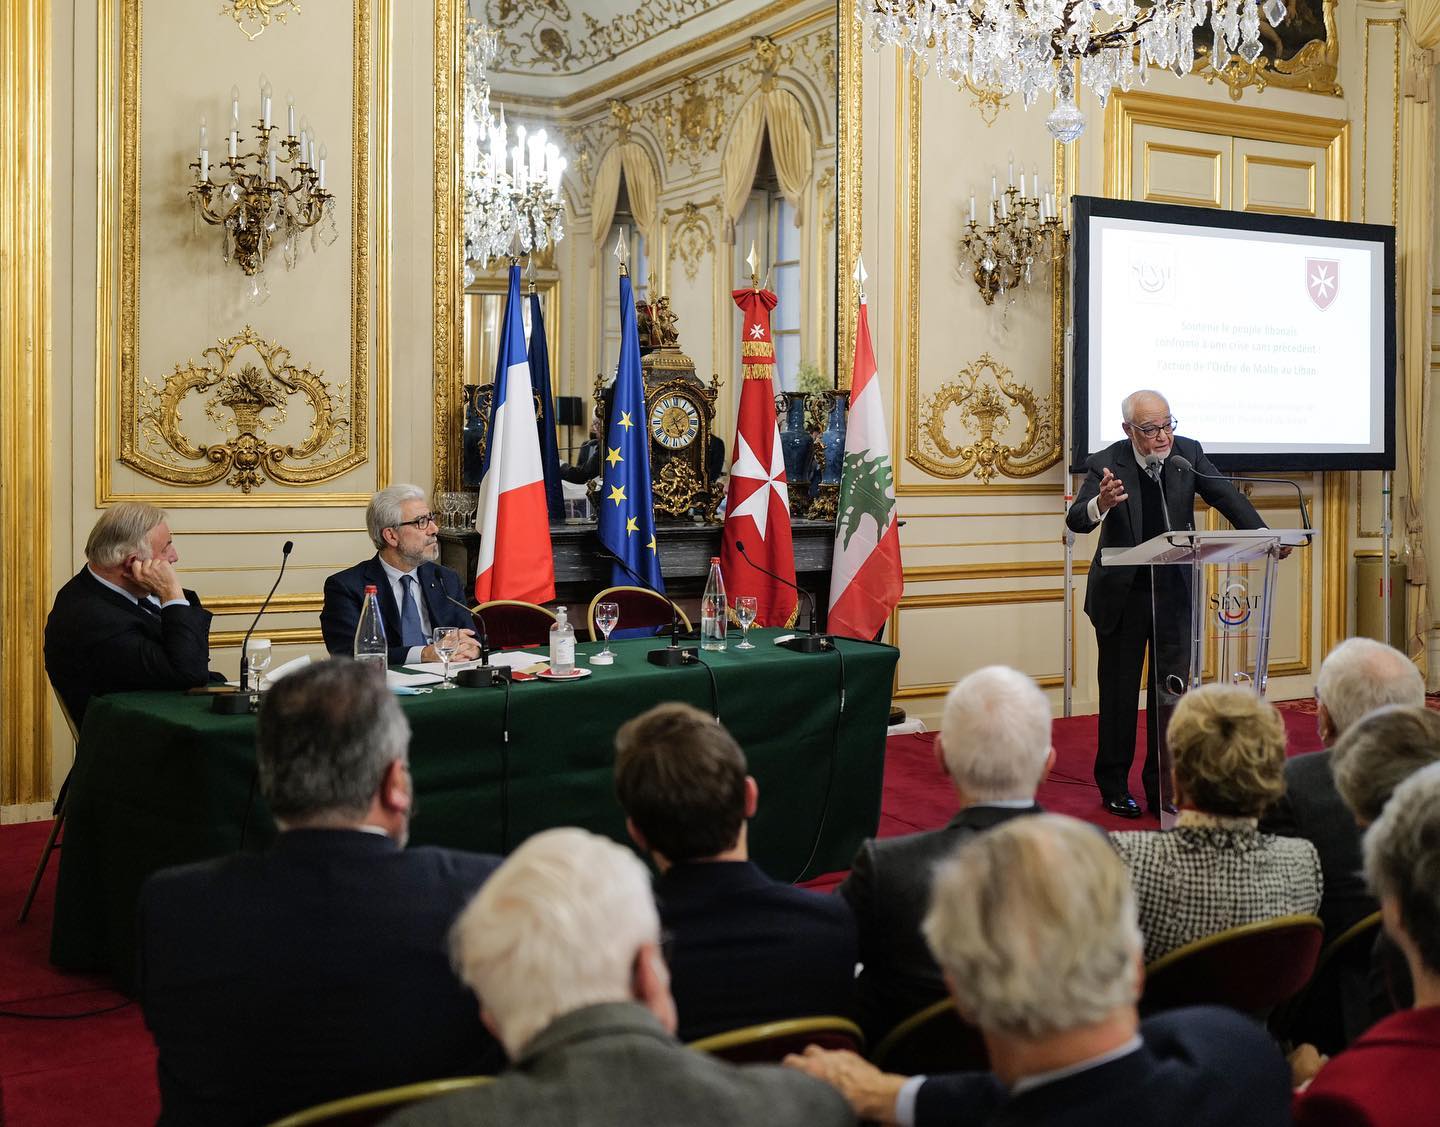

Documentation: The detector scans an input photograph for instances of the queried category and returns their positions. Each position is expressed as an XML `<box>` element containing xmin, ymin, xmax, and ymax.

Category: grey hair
<box><xmin>1363</xmin><ymin>760</ymin><xmax>1440</xmax><ymax>975</ymax></box>
<box><xmin>449</xmin><ymin>827</ymin><xmax>660</xmax><ymax>1057</ymax></box>
<box><xmin>1332</xmin><ymin>705</ymin><xmax>1440</xmax><ymax>825</ymax></box>
<box><xmin>85</xmin><ymin>502</ymin><xmax>167</xmax><ymax>567</ymax></box>
<box><xmin>1317</xmin><ymin>637</ymin><xmax>1425</xmax><ymax>737</ymax></box>
<box><xmin>940</xmin><ymin>666</ymin><xmax>1052</xmax><ymax>801</ymax></box>
<box><xmin>366</xmin><ymin>484</ymin><xmax>428</xmax><ymax>549</ymax></box>
<box><xmin>1121</xmin><ymin>390</ymin><xmax>1169</xmax><ymax>424</ymax></box>
<box><xmin>923</xmin><ymin>814</ymin><xmax>1142</xmax><ymax>1038</ymax></box>
<box><xmin>257</xmin><ymin>658</ymin><xmax>410</xmax><ymax>821</ymax></box>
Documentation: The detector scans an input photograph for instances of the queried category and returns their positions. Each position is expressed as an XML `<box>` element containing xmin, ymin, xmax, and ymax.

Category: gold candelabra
<box><xmin>960</xmin><ymin>164</ymin><xmax>1066</xmax><ymax>306</ymax></box>
<box><xmin>188</xmin><ymin>79</ymin><xmax>337</xmax><ymax>301</ymax></box>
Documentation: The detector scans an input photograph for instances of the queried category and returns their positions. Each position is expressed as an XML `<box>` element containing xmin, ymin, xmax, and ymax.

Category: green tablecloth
<box><xmin>51</xmin><ymin>629</ymin><xmax>898</xmax><ymax>987</ymax></box>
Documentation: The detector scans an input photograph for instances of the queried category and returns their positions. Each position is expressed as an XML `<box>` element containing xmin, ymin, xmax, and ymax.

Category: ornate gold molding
<box><xmin>0</xmin><ymin>0</ymin><xmax>53</xmax><ymax>805</ymax></box>
<box><xmin>135</xmin><ymin>327</ymin><xmax>359</xmax><ymax>493</ymax></box>
<box><xmin>1193</xmin><ymin>0</ymin><xmax>1341</xmax><ymax>99</ymax></box>
<box><xmin>103</xmin><ymin>0</ymin><xmax>381</xmax><ymax>507</ymax></box>
<box><xmin>837</xmin><ymin>0</ymin><xmax>862</xmax><ymax>386</ymax></box>
<box><xmin>223</xmin><ymin>0</ymin><xmax>302</xmax><ymax>41</ymax></box>
<box><xmin>665</xmin><ymin>200</ymin><xmax>717</xmax><ymax>284</ymax></box>
<box><xmin>913</xmin><ymin>354</ymin><xmax>1057</xmax><ymax>482</ymax></box>
<box><xmin>434</xmin><ymin>0</ymin><xmax>463</xmax><ymax>490</ymax></box>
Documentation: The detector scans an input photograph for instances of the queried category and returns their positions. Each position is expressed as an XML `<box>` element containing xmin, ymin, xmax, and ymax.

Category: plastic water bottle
<box><xmin>701</xmin><ymin>557</ymin><xmax>727</xmax><ymax>651</ymax></box>
<box><xmin>549</xmin><ymin>606</ymin><xmax>576</xmax><ymax>674</ymax></box>
<box><xmin>353</xmin><ymin>584</ymin><xmax>389</xmax><ymax>676</ymax></box>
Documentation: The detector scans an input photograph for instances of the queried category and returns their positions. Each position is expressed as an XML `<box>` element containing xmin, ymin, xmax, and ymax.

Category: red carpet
<box><xmin>0</xmin><ymin>701</ymin><xmax>1327</xmax><ymax>1125</ymax></box>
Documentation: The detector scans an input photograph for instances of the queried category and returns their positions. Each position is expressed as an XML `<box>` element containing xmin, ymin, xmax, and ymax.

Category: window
<box><xmin>733</xmin><ymin>138</ymin><xmax>803</xmax><ymax>392</ymax></box>
<box><xmin>601</xmin><ymin>179</ymin><xmax>648</xmax><ymax>381</ymax></box>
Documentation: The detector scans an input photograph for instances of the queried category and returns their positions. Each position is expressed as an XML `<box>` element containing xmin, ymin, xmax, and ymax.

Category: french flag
<box><xmin>473</xmin><ymin>264</ymin><xmax>556</xmax><ymax>605</ymax></box>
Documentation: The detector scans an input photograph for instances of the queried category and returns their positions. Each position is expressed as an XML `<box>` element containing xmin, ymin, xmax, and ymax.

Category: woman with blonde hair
<box><xmin>1111</xmin><ymin>683</ymin><xmax>1322</xmax><ymax>962</ymax></box>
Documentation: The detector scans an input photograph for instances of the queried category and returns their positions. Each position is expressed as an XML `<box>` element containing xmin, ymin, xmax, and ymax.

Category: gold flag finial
<box><xmin>746</xmin><ymin>240</ymin><xmax>759</xmax><ymax>287</ymax></box>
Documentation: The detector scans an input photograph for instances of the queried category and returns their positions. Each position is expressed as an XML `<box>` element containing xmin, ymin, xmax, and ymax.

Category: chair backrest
<box><xmin>266</xmin><ymin>1076</ymin><xmax>493</xmax><ymax>1127</ymax></box>
<box><xmin>1140</xmin><ymin>913</ymin><xmax>1325</xmax><ymax>1018</ymax></box>
<box><xmin>1271</xmin><ymin>910</ymin><xmax>1384</xmax><ymax>1053</ymax></box>
<box><xmin>871</xmin><ymin>998</ymin><xmax>989</xmax><ymax>1075</ymax></box>
<box><xmin>589</xmin><ymin>585</ymin><xmax>691</xmax><ymax>641</ymax></box>
<box><xmin>476</xmin><ymin>600</ymin><xmax>560</xmax><ymax>648</ymax></box>
<box><xmin>55</xmin><ymin>691</ymin><xmax>80</xmax><ymax>743</ymax></box>
<box><xmin>687</xmin><ymin>1016</ymin><xmax>864</xmax><ymax>1065</ymax></box>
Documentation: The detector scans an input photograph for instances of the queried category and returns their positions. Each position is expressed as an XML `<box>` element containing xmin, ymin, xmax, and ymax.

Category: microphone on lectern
<box><xmin>1167</xmin><ymin>454</ymin><xmax>1311</xmax><ymax>531</ymax></box>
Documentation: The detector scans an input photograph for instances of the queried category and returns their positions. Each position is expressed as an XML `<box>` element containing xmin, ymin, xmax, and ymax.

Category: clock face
<box><xmin>649</xmin><ymin>394</ymin><xmax>700</xmax><ymax>449</ymax></box>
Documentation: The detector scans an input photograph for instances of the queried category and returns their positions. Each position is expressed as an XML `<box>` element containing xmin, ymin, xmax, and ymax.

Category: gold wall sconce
<box><xmin>188</xmin><ymin>76</ymin><xmax>337</xmax><ymax>302</ymax></box>
<box><xmin>960</xmin><ymin>159</ymin><xmax>1066</xmax><ymax>306</ymax></box>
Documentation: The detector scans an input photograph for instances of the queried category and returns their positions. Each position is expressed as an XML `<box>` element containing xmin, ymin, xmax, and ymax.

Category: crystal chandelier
<box><xmin>187</xmin><ymin>77</ymin><xmax>338</xmax><ymax>303</ymax></box>
<box><xmin>463</xmin><ymin>22</ymin><xmax>567</xmax><ymax>276</ymax></box>
<box><xmin>854</xmin><ymin>0</ymin><xmax>1289</xmax><ymax>141</ymax></box>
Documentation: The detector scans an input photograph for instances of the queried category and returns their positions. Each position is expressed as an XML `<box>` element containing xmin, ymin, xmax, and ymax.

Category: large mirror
<box><xmin>433</xmin><ymin>0</ymin><xmax>861</xmax><ymax>490</ymax></box>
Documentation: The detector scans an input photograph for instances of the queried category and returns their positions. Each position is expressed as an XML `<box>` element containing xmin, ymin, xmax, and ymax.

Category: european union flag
<box><xmin>528</xmin><ymin>289</ymin><xmax>565</xmax><ymax>521</ymax></box>
<box><xmin>597</xmin><ymin>269</ymin><xmax>664</xmax><ymax>592</ymax></box>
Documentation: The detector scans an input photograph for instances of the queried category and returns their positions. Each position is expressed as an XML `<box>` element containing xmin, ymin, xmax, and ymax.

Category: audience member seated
<box><xmin>45</xmin><ymin>502</ymin><xmax>213</xmax><ymax>723</ymax></box>
<box><xmin>1293</xmin><ymin>761</ymin><xmax>1440</xmax><ymax>1126</ymax></box>
<box><xmin>320</xmin><ymin>484</ymin><xmax>481</xmax><ymax>666</ymax></box>
<box><xmin>137</xmin><ymin>659</ymin><xmax>503</xmax><ymax>1126</ymax></box>
<box><xmin>613</xmin><ymin>702</ymin><xmax>858</xmax><ymax>1041</ymax></box>
<box><xmin>840</xmin><ymin>666</ymin><xmax>1049</xmax><ymax>1040</ymax></box>
<box><xmin>785</xmin><ymin>814</ymin><xmax>1292</xmax><ymax>1127</ymax></box>
<box><xmin>381</xmin><ymin>828</ymin><xmax>855</xmax><ymax>1127</ymax></box>
<box><xmin>1111</xmin><ymin>683</ymin><xmax>1322</xmax><ymax>963</ymax></box>
<box><xmin>1261</xmin><ymin>637</ymin><xmax>1424</xmax><ymax>938</ymax></box>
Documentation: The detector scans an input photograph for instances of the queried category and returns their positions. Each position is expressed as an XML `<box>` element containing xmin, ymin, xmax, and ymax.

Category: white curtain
<box><xmin>720</xmin><ymin>89</ymin><xmax>814</xmax><ymax>242</ymax></box>
<box><xmin>589</xmin><ymin>142</ymin><xmax>660</xmax><ymax>246</ymax></box>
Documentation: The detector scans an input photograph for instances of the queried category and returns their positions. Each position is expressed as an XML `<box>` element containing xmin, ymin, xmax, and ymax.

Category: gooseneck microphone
<box><xmin>1167</xmin><ymin>454</ymin><xmax>1311</xmax><ymax>532</ymax></box>
<box><xmin>213</xmin><ymin>540</ymin><xmax>293</xmax><ymax>715</ymax></box>
<box><xmin>597</xmin><ymin>546</ymin><xmax>698</xmax><ymax>667</ymax></box>
<box><xmin>441</xmin><ymin>593</ymin><xmax>510</xmax><ymax>687</ymax></box>
<box><xmin>734</xmin><ymin>541</ymin><xmax>833</xmax><ymax>654</ymax></box>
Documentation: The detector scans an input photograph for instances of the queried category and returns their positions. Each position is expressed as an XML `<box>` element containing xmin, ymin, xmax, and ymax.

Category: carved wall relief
<box><xmin>912</xmin><ymin>354</ymin><xmax>1057</xmax><ymax>483</ymax></box>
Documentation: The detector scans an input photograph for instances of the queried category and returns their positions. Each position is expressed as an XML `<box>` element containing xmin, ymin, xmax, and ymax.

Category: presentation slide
<box><xmin>1072</xmin><ymin>200</ymin><xmax>1395</xmax><ymax>472</ymax></box>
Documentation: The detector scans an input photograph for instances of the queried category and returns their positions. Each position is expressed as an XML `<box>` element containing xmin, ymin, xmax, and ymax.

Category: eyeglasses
<box><xmin>392</xmin><ymin>512</ymin><xmax>438</xmax><ymax>530</ymax></box>
<box><xmin>1129</xmin><ymin>418</ymin><xmax>1177</xmax><ymax>439</ymax></box>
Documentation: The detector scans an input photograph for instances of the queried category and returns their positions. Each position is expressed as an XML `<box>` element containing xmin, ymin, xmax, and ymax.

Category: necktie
<box><xmin>399</xmin><ymin>575</ymin><xmax>426</xmax><ymax>648</ymax></box>
<box><xmin>138</xmin><ymin>598</ymin><xmax>161</xmax><ymax>617</ymax></box>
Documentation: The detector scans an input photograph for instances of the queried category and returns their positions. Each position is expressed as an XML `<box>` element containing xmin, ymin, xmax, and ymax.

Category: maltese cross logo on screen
<box><xmin>1306</xmin><ymin>259</ymin><xmax>1339</xmax><ymax>311</ymax></box>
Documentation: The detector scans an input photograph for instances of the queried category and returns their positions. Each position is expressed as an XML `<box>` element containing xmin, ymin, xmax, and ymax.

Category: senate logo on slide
<box><xmin>1306</xmin><ymin>258</ymin><xmax>1339</xmax><ymax>311</ymax></box>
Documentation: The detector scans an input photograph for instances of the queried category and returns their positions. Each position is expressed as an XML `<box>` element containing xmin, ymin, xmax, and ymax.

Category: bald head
<box><xmin>1121</xmin><ymin>390</ymin><xmax>1170</xmax><ymax>424</ymax></box>
<box><xmin>1316</xmin><ymin>638</ymin><xmax>1425</xmax><ymax>742</ymax></box>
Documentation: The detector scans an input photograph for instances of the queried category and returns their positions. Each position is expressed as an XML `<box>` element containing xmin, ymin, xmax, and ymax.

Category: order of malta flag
<box><xmin>828</xmin><ymin>291</ymin><xmax>902</xmax><ymax>639</ymax></box>
<box><xmin>473</xmin><ymin>263</ymin><xmax>556</xmax><ymax>604</ymax></box>
<box><xmin>719</xmin><ymin>285</ymin><xmax>797</xmax><ymax>628</ymax></box>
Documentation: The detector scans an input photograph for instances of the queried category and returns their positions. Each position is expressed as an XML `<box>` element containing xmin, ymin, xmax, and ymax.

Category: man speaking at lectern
<box><xmin>1066</xmin><ymin>389</ymin><xmax>1268</xmax><ymax>820</ymax></box>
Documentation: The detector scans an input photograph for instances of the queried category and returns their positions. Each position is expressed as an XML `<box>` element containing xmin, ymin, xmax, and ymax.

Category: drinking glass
<box><xmin>734</xmin><ymin>596</ymin><xmax>758</xmax><ymax>650</ymax></box>
<box><xmin>460</xmin><ymin>492</ymin><xmax>479</xmax><ymax>527</ymax></box>
<box><xmin>440</xmin><ymin>492</ymin><xmax>462</xmax><ymax>529</ymax></box>
<box><xmin>245</xmin><ymin>636</ymin><xmax>273</xmax><ymax>688</ymax></box>
<box><xmin>431</xmin><ymin>626</ymin><xmax>462</xmax><ymax>689</ymax></box>
<box><xmin>591</xmin><ymin>601</ymin><xmax>620</xmax><ymax>665</ymax></box>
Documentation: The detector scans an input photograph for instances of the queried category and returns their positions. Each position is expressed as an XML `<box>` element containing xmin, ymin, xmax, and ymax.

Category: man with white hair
<box><xmin>320</xmin><ymin>484</ymin><xmax>480</xmax><ymax>665</ymax></box>
<box><xmin>840</xmin><ymin>666</ymin><xmax>1051</xmax><ymax>1041</ymax></box>
<box><xmin>1262</xmin><ymin>636</ymin><xmax>1425</xmax><ymax>938</ymax></box>
<box><xmin>383</xmin><ymin>827</ymin><xmax>855</xmax><ymax>1127</ymax></box>
<box><xmin>1293</xmin><ymin>761</ymin><xmax>1440</xmax><ymax>1124</ymax></box>
<box><xmin>1066</xmin><ymin>389</ymin><xmax>1268</xmax><ymax>819</ymax></box>
<box><xmin>788</xmin><ymin>815</ymin><xmax>1291</xmax><ymax>1127</ymax></box>
<box><xmin>46</xmin><ymin>502</ymin><xmax>214</xmax><ymax>722</ymax></box>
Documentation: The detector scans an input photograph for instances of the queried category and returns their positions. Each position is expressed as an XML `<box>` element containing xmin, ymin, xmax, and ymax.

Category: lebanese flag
<box><xmin>828</xmin><ymin>297</ymin><xmax>902</xmax><ymax>639</ymax></box>
<box><xmin>720</xmin><ymin>286</ymin><xmax>797</xmax><ymax>627</ymax></box>
<box><xmin>473</xmin><ymin>264</ymin><xmax>556</xmax><ymax>605</ymax></box>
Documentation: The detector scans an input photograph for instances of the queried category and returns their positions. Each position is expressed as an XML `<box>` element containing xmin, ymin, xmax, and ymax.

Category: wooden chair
<box><xmin>870</xmin><ymin>998</ymin><xmax>989</xmax><ymax>1075</ymax></box>
<box><xmin>267</xmin><ymin>1076</ymin><xmax>493</xmax><ymax>1127</ymax></box>
<box><xmin>1140</xmin><ymin>913</ymin><xmax>1325</xmax><ymax>1019</ymax></box>
<box><xmin>589</xmin><ymin>585</ymin><xmax>691</xmax><ymax>641</ymax></box>
<box><xmin>1271</xmin><ymin>910</ymin><xmax>1384</xmax><ymax>1054</ymax></box>
<box><xmin>476</xmin><ymin>599</ymin><xmax>559</xmax><ymax>647</ymax></box>
<box><xmin>18</xmin><ymin>693</ymin><xmax>80</xmax><ymax>924</ymax></box>
<box><xmin>688</xmin><ymin>1016</ymin><xmax>864</xmax><ymax>1065</ymax></box>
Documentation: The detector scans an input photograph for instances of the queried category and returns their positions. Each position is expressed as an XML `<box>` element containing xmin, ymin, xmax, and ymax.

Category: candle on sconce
<box><xmin>230</xmin><ymin>85</ymin><xmax>240</xmax><ymax>128</ymax></box>
<box><xmin>1019</xmin><ymin>171</ymin><xmax>1026</xmax><ymax>196</ymax></box>
<box><xmin>969</xmin><ymin>193</ymin><xmax>976</xmax><ymax>223</ymax></box>
<box><xmin>999</xmin><ymin>192</ymin><xmax>1008</xmax><ymax>220</ymax></box>
<box><xmin>299</xmin><ymin>131</ymin><xmax>308</xmax><ymax>164</ymax></box>
<box><xmin>287</xmin><ymin>95</ymin><xmax>296</xmax><ymax>137</ymax></box>
<box><xmin>263</xmin><ymin>87</ymin><xmax>272</xmax><ymax>130</ymax></box>
<box><xmin>318</xmin><ymin>144</ymin><xmax>326</xmax><ymax>190</ymax></box>
<box><xmin>268</xmin><ymin>150</ymin><xmax>276</xmax><ymax>182</ymax></box>
<box><xmin>200</xmin><ymin>149</ymin><xmax>208</xmax><ymax>182</ymax></box>
<box><xmin>1008</xmin><ymin>156</ymin><xmax>1014</xmax><ymax>186</ymax></box>
<box><xmin>199</xmin><ymin>116</ymin><xmax>207</xmax><ymax>162</ymax></box>
<box><xmin>988</xmin><ymin>200</ymin><xmax>995</xmax><ymax>226</ymax></box>
<box><xmin>229</xmin><ymin>129</ymin><xmax>238</xmax><ymax>160</ymax></box>
<box><xmin>991</xmin><ymin>171</ymin><xmax>998</xmax><ymax>199</ymax></box>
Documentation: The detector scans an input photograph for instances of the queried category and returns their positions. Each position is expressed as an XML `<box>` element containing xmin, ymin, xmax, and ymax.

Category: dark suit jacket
<box><xmin>1261</xmin><ymin>748</ymin><xmax>1377</xmax><ymax>939</ymax></box>
<box><xmin>1065</xmin><ymin>436</ymin><xmax>1265</xmax><ymax>633</ymax></box>
<box><xmin>915</xmin><ymin>1006</ymin><xmax>1290</xmax><ymax>1127</ymax></box>
<box><xmin>380</xmin><ymin>1002</ymin><xmax>856</xmax><ymax>1127</ymax></box>
<box><xmin>840</xmin><ymin>804</ymin><xmax>1042</xmax><ymax>1041</ymax></box>
<box><xmin>1292</xmin><ymin>1004</ymin><xmax>1440</xmax><ymax>1126</ymax></box>
<box><xmin>655</xmin><ymin>860</ymin><xmax>858</xmax><ymax>1042</ymax></box>
<box><xmin>320</xmin><ymin>555</ymin><xmax>474</xmax><ymax>664</ymax></box>
<box><xmin>137</xmin><ymin>830</ymin><xmax>503</xmax><ymax>1127</ymax></box>
<box><xmin>44</xmin><ymin>567</ymin><xmax>213</xmax><ymax>723</ymax></box>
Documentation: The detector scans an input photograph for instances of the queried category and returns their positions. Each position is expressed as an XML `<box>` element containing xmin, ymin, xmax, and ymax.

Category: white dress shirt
<box><xmin>87</xmin><ymin>566</ymin><xmax>188</xmax><ymax>611</ymax></box>
<box><xmin>376</xmin><ymin>557</ymin><xmax>433</xmax><ymax>665</ymax></box>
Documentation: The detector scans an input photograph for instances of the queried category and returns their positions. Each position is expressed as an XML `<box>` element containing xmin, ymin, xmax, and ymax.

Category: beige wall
<box><xmin>2</xmin><ymin>0</ymin><xmax>1434</xmax><ymax>816</ymax></box>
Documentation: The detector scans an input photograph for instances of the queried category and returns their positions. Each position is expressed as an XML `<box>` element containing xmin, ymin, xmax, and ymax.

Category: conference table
<box><xmin>50</xmin><ymin>629</ymin><xmax>898</xmax><ymax>990</ymax></box>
